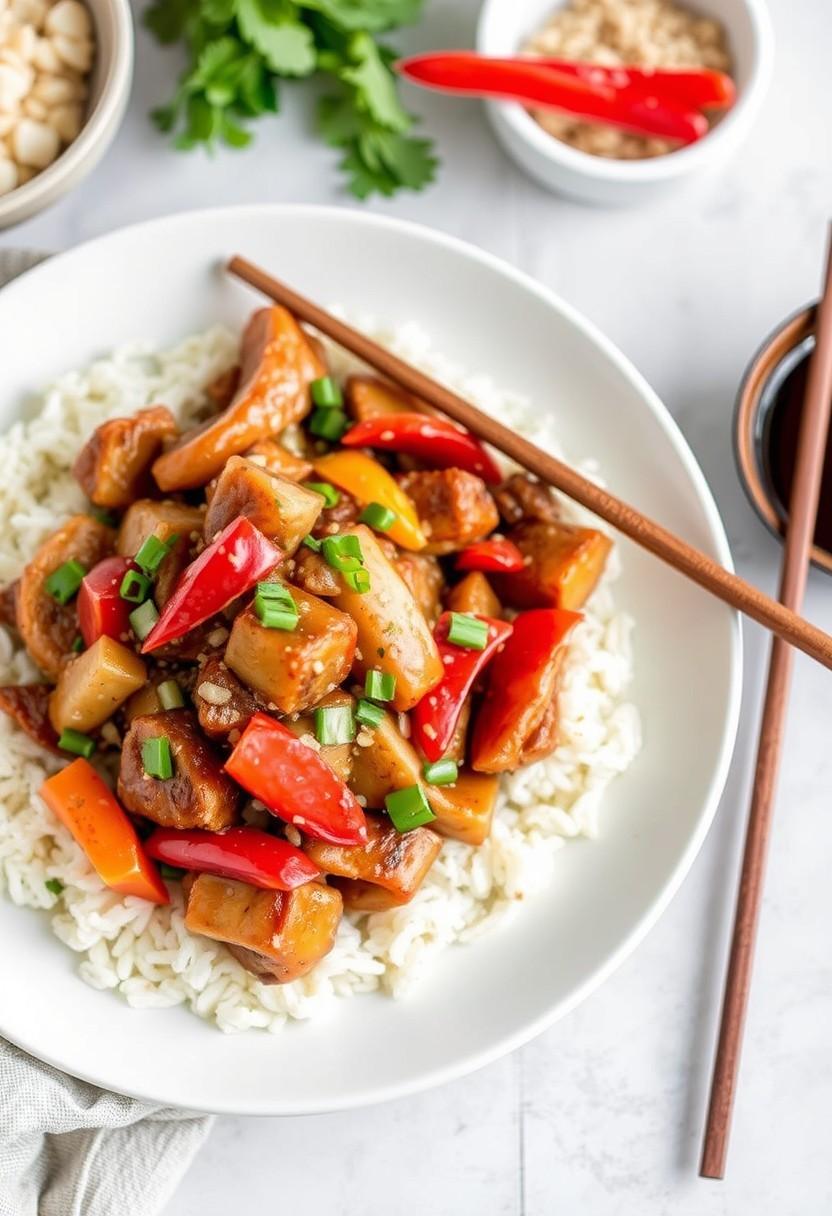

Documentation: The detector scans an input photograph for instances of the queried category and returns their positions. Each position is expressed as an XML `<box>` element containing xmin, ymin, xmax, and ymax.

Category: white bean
<box><xmin>32</xmin><ymin>71</ymin><xmax>72</xmax><ymax>102</ymax></box>
<box><xmin>12</xmin><ymin>114</ymin><xmax>59</xmax><ymax>166</ymax></box>
<box><xmin>32</xmin><ymin>34</ymin><xmax>60</xmax><ymax>72</ymax></box>
<box><xmin>0</xmin><ymin>61</ymin><xmax>31</xmax><ymax>111</ymax></box>
<box><xmin>22</xmin><ymin>92</ymin><xmax>46</xmax><ymax>119</ymax></box>
<box><xmin>0</xmin><ymin>112</ymin><xmax>14</xmax><ymax>136</ymax></box>
<box><xmin>0</xmin><ymin>155</ymin><xmax>19</xmax><ymax>193</ymax></box>
<box><xmin>51</xmin><ymin>33</ymin><xmax>92</xmax><ymax>73</ymax></box>
<box><xmin>45</xmin><ymin>0</ymin><xmax>91</xmax><ymax>39</ymax></box>
<box><xmin>11</xmin><ymin>0</ymin><xmax>47</xmax><ymax>29</ymax></box>
<box><xmin>9</xmin><ymin>21</ymin><xmax>36</xmax><ymax>59</ymax></box>
<box><xmin>49</xmin><ymin>98</ymin><xmax>81</xmax><ymax>141</ymax></box>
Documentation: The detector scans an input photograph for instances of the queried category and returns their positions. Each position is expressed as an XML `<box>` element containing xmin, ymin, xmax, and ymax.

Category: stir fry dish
<box><xmin>0</xmin><ymin>306</ymin><xmax>614</xmax><ymax>987</ymax></box>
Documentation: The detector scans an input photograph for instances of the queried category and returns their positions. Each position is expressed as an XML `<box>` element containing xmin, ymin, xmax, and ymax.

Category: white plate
<box><xmin>0</xmin><ymin>206</ymin><xmax>741</xmax><ymax>1114</ymax></box>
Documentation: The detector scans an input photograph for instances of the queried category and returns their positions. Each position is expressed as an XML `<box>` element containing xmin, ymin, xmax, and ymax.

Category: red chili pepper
<box><xmin>470</xmin><ymin>608</ymin><xmax>582</xmax><ymax>773</ymax></box>
<box><xmin>77</xmin><ymin>556</ymin><xmax>136</xmax><ymax>648</ymax></box>
<box><xmin>225</xmin><ymin>713</ymin><xmax>368</xmax><ymax>846</ymax></box>
<box><xmin>411</xmin><ymin>612</ymin><xmax>513</xmax><ymax>763</ymax></box>
<box><xmin>397</xmin><ymin>53</ymin><xmax>709</xmax><ymax>145</ymax></box>
<box><xmin>145</xmin><ymin>826</ymin><xmax>321</xmax><ymax>891</ymax></box>
<box><xmin>536</xmin><ymin>59</ymin><xmax>736</xmax><ymax>109</ymax></box>
<box><xmin>457</xmin><ymin>539</ymin><xmax>525</xmax><ymax>574</ymax></box>
<box><xmin>341</xmin><ymin>413</ymin><xmax>503</xmax><ymax>484</ymax></box>
<box><xmin>142</xmin><ymin>517</ymin><xmax>282</xmax><ymax>654</ymax></box>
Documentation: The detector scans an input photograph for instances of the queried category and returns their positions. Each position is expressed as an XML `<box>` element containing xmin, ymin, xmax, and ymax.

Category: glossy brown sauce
<box><xmin>762</xmin><ymin>336</ymin><xmax>832</xmax><ymax>551</ymax></box>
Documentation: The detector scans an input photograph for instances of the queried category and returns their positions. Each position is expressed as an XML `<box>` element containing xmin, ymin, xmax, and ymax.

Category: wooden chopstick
<box><xmin>227</xmin><ymin>254</ymin><xmax>832</xmax><ymax>672</ymax></box>
<box><xmin>700</xmin><ymin>224</ymin><xmax>832</xmax><ymax>1178</ymax></box>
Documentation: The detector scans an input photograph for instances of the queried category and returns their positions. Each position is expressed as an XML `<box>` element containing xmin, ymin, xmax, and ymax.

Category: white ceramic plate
<box><xmin>0</xmin><ymin>206</ymin><xmax>741</xmax><ymax>1114</ymax></box>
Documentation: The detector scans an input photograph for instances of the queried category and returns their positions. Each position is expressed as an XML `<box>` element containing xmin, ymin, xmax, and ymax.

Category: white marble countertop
<box><xmin>4</xmin><ymin>0</ymin><xmax>832</xmax><ymax>1209</ymax></box>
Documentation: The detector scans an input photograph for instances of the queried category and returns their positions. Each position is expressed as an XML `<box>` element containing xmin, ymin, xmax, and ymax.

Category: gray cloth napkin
<box><xmin>0</xmin><ymin>247</ymin><xmax>213</xmax><ymax>1216</ymax></box>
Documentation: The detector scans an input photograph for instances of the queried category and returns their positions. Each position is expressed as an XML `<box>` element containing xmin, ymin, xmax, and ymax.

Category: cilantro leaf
<box><xmin>237</xmin><ymin>0</ymin><xmax>316</xmax><ymax>75</ymax></box>
<box><xmin>340</xmin><ymin>32</ymin><xmax>408</xmax><ymax>132</ymax></box>
<box><xmin>144</xmin><ymin>0</ymin><xmax>195</xmax><ymax>43</ymax></box>
<box><xmin>300</xmin><ymin>0</ymin><xmax>422</xmax><ymax>34</ymax></box>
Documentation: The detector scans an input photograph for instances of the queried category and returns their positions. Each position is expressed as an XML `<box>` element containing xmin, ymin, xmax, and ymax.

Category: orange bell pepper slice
<box><xmin>312</xmin><ymin>450</ymin><xmax>427</xmax><ymax>551</ymax></box>
<box><xmin>40</xmin><ymin>759</ymin><xmax>169</xmax><ymax>904</ymax></box>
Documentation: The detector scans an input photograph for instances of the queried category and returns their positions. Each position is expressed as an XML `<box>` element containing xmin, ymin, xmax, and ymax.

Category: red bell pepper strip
<box><xmin>225</xmin><ymin>713</ymin><xmax>368</xmax><ymax>846</ymax></box>
<box><xmin>145</xmin><ymin>826</ymin><xmax>321</xmax><ymax>891</ymax></box>
<box><xmin>470</xmin><ymin>608</ymin><xmax>582</xmax><ymax>773</ymax></box>
<box><xmin>341</xmin><ymin>413</ymin><xmax>503</xmax><ymax>484</ymax></box>
<box><xmin>397</xmin><ymin>53</ymin><xmax>708</xmax><ymax>145</ymax></box>
<box><xmin>77</xmin><ymin>555</ymin><xmax>135</xmax><ymax>648</ymax></box>
<box><xmin>535</xmin><ymin>59</ymin><xmax>736</xmax><ymax>110</ymax></box>
<box><xmin>411</xmin><ymin>612</ymin><xmax>513</xmax><ymax>763</ymax></box>
<box><xmin>457</xmin><ymin>539</ymin><xmax>525</xmax><ymax>574</ymax></box>
<box><xmin>40</xmin><ymin>759</ymin><xmax>169</xmax><ymax>904</ymax></box>
<box><xmin>142</xmin><ymin>516</ymin><xmax>282</xmax><ymax>653</ymax></box>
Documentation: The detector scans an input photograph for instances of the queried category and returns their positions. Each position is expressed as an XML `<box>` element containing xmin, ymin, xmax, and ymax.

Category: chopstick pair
<box><xmin>396</xmin><ymin>52</ymin><xmax>736</xmax><ymax>146</ymax></box>
<box><xmin>227</xmin><ymin>253</ymin><xmax>832</xmax><ymax>673</ymax></box>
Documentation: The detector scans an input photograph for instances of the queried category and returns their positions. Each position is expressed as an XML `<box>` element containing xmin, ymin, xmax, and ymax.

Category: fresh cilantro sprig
<box><xmin>144</xmin><ymin>0</ymin><xmax>438</xmax><ymax>198</ymax></box>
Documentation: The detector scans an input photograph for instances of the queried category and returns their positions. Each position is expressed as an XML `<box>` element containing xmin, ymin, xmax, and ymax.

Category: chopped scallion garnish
<box><xmin>129</xmin><ymin>598</ymin><xmax>159</xmax><ymax>641</ymax></box>
<box><xmin>423</xmin><ymin>758</ymin><xmax>459</xmax><ymax>786</ymax></box>
<box><xmin>309</xmin><ymin>407</ymin><xmax>348</xmax><ymax>441</ymax></box>
<box><xmin>158</xmin><ymin>679</ymin><xmax>185</xmax><ymax>710</ymax></box>
<box><xmin>302</xmin><ymin>534</ymin><xmax>322</xmax><ymax>552</ymax></box>
<box><xmin>71</xmin><ymin>636</ymin><xmax>84</xmax><ymax>653</ymax></box>
<box><xmin>135</xmin><ymin>533</ymin><xmax>178</xmax><ymax>575</ymax></box>
<box><xmin>45</xmin><ymin>877</ymin><xmax>64</xmax><ymax>896</ymax></box>
<box><xmin>365</xmin><ymin>669</ymin><xmax>396</xmax><ymax>702</ymax></box>
<box><xmin>385</xmin><ymin>784</ymin><xmax>436</xmax><ymax>833</ymax></box>
<box><xmin>120</xmin><ymin>568</ymin><xmax>151</xmax><ymax>603</ymax></box>
<box><xmin>359</xmin><ymin>502</ymin><xmax>396</xmax><ymax>532</ymax></box>
<box><xmin>58</xmin><ymin>728</ymin><xmax>95</xmax><ymax>759</ymax></box>
<box><xmin>254</xmin><ymin>582</ymin><xmax>298</xmax><ymax>631</ymax></box>
<box><xmin>321</xmin><ymin>534</ymin><xmax>363</xmax><ymax>572</ymax></box>
<box><xmin>314</xmin><ymin>704</ymin><xmax>355</xmax><ymax>746</ymax></box>
<box><xmin>141</xmin><ymin>735</ymin><xmax>173</xmax><ymax>780</ymax></box>
<box><xmin>303</xmin><ymin>481</ymin><xmax>340</xmax><ymax>508</ymax></box>
<box><xmin>446</xmin><ymin>612</ymin><xmax>488</xmax><ymax>651</ymax></box>
<box><xmin>310</xmin><ymin>376</ymin><xmax>343</xmax><ymax>408</ymax></box>
<box><xmin>45</xmin><ymin>560</ymin><xmax>86</xmax><ymax>605</ymax></box>
<box><xmin>344</xmin><ymin>567</ymin><xmax>371</xmax><ymax>593</ymax></box>
<box><xmin>355</xmin><ymin>699</ymin><xmax>385</xmax><ymax>728</ymax></box>
<box><xmin>90</xmin><ymin>506</ymin><xmax>119</xmax><ymax>527</ymax></box>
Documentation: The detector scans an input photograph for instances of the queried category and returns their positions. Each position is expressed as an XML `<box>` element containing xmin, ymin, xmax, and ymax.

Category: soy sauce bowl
<box><xmin>733</xmin><ymin>302</ymin><xmax>832</xmax><ymax>574</ymax></box>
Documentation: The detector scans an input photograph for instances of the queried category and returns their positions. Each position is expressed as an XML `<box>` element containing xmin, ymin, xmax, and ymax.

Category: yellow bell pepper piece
<box><xmin>312</xmin><ymin>451</ymin><xmax>427</xmax><ymax>551</ymax></box>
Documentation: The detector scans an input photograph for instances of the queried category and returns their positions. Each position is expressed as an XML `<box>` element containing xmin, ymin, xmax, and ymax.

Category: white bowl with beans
<box><xmin>0</xmin><ymin>0</ymin><xmax>132</xmax><ymax>227</ymax></box>
<box><xmin>476</xmin><ymin>0</ymin><xmax>774</xmax><ymax>206</ymax></box>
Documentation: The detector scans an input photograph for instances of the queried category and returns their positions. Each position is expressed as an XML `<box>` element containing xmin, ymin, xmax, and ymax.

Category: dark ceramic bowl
<box><xmin>733</xmin><ymin>302</ymin><xmax>832</xmax><ymax>574</ymax></box>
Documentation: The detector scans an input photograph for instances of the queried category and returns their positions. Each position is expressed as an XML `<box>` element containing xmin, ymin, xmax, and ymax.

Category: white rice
<box><xmin>0</xmin><ymin>322</ymin><xmax>641</xmax><ymax>1033</ymax></box>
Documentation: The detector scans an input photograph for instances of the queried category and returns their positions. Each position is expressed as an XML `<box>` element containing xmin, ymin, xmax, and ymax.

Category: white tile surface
<box><xmin>4</xmin><ymin>0</ymin><xmax>832</xmax><ymax>1209</ymax></box>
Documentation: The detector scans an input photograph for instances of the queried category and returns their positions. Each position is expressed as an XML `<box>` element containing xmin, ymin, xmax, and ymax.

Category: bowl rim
<box><xmin>0</xmin><ymin>0</ymin><xmax>134</xmax><ymax>217</ymax></box>
<box><xmin>0</xmin><ymin>204</ymin><xmax>743</xmax><ymax>1113</ymax></box>
<box><xmin>733</xmin><ymin>301</ymin><xmax>832</xmax><ymax>574</ymax></box>
<box><xmin>475</xmin><ymin>0</ymin><xmax>774</xmax><ymax>183</ymax></box>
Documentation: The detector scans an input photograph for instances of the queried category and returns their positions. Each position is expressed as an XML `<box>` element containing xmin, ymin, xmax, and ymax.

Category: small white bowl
<box><xmin>476</xmin><ymin>0</ymin><xmax>774</xmax><ymax>206</ymax></box>
<box><xmin>0</xmin><ymin>0</ymin><xmax>133</xmax><ymax>229</ymax></box>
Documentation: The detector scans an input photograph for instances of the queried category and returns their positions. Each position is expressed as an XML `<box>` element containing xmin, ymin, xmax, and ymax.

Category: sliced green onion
<box><xmin>134</xmin><ymin>533</ymin><xmax>178</xmax><ymax>575</ymax></box>
<box><xmin>90</xmin><ymin>506</ymin><xmax>119</xmax><ymax>527</ymax></box>
<box><xmin>160</xmin><ymin>863</ymin><xmax>184</xmax><ymax>881</ymax></box>
<box><xmin>254</xmin><ymin>583</ymin><xmax>298</xmax><ymax>631</ymax></box>
<box><xmin>355</xmin><ymin>698</ymin><xmax>385</xmax><ymax>728</ymax></box>
<box><xmin>321</xmin><ymin>534</ymin><xmax>363</xmax><ymax>573</ymax></box>
<box><xmin>302</xmin><ymin>534</ymin><xmax>322</xmax><ymax>552</ymax></box>
<box><xmin>141</xmin><ymin>735</ymin><xmax>173</xmax><ymax>780</ymax></box>
<box><xmin>45</xmin><ymin>560</ymin><xmax>86</xmax><ymax>605</ymax></box>
<box><xmin>129</xmin><ymin>598</ymin><xmax>159</xmax><ymax>641</ymax></box>
<box><xmin>359</xmin><ymin>502</ymin><xmax>396</xmax><ymax>533</ymax></box>
<box><xmin>310</xmin><ymin>376</ymin><xmax>343</xmax><ymax>408</ymax></box>
<box><xmin>45</xmin><ymin>877</ymin><xmax>64</xmax><ymax>896</ymax></box>
<box><xmin>71</xmin><ymin>636</ymin><xmax>84</xmax><ymax>653</ymax></box>
<box><xmin>385</xmin><ymin>784</ymin><xmax>436</xmax><ymax>833</ymax></box>
<box><xmin>158</xmin><ymin>679</ymin><xmax>185</xmax><ymax>710</ymax></box>
<box><xmin>447</xmin><ymin>612</ymin><xmax>488</xmax><ymax>651</ymax></box>
<box><xmin>58</xmin><ymin>728</ymin><xmax>95</xmax><ymax>759</ymax></box>
<box><xmin>303</xmin><ymin>481</ymin><xmax>340</xmax><ymax>508</ymax></box>
<box><xmin>119</xmin><ymin>568</ymin><xmax>151</xmax><ymax>603</ymax></box>
<box><xmin>365</xmin><ymin>669</ymin><xmax>396</xmax><ymax>702</ymax></box>
<box><xmin>314</xmin><ymin>704</ymin><xmax>355</xmax><ymax>746</ymax></box>
<box><xmin>309</xmin><ymin>408</ymin><xmax>348</xmax><ymax>441</ymax></box>
<box><xmin>423</xmin><ymin>758</ymin><xmax>459</xmax><ymax>786</ymax></box>
<box><xmin>344</xmin><ymin>567</ymin><xmax>371</xmax><ymax>593</ymax></box>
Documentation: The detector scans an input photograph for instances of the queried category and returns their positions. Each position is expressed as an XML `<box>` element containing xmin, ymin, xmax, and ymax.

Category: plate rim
<box><xmin>0</xmin><ymin>204</ymin><xmax>742</xmax><ymax>1113</ymax></box>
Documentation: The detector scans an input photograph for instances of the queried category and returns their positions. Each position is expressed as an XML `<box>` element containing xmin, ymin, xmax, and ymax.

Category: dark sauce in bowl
<box><xmin>760</xmin><ymin>334</ymin><xmax>832</xmax><ymax>552</ymax></box>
